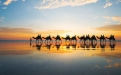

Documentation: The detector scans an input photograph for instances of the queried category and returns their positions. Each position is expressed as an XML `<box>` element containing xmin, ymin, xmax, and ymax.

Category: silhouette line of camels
<box><xmin>30</xmin><ymin>34</ymin><xmax>116</xmax><ymax>51</ymax></box>
<box><xmin>31</xmin><ymin>34</ymin><xmax>116</xmax><ymax>44</ymax></box>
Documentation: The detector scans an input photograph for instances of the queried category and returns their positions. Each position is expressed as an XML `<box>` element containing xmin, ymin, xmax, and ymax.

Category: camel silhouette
<box><xmin>97</xmin><ymin>35</ymin><xmax>106</xmax><ymax>43</ymax></box>
<box><xmin>85</xmin><ymin>34</ymin><xmax>90</xmax><ymax>44</ymax></box>
<box><xmin>70</xmin><ymin>35</ymin><xmax>77</xmax><ymax>43</ymax></box>
<box><xmin>77</xmin><ymin>35</ymin><xmax>86</xmax><ymax>43</ymax></box>
<box><xmin>90</xmin><ymin>35</ymin><xmax>97</xmax><ymax>44</ymax></box>
<box><xmin>32</xmin><ymin>34</ymin><xmax>42</xmax><ymax>43</ymax></box>
<box><xmin>62</xmin><ymin>34</ymin><xmax>71</xmax><ymax>42</ymax></box>
<box><xmin>106</xmin><ymin>35</ymin><xmax>116</xmax><ymax>43</ymax></box>
<box><xmin>42</xmin><ymin>35</ymin><xmax>52</xmax><ymax>43</ymax></box>
<box><xmin>53</xmin><ymin>34</ymin><xmax>62</xmax><ymax>43</ymax></box>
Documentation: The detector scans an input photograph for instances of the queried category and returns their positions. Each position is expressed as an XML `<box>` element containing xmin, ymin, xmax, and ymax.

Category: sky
<box><xmin>0</xmin><ymin>0</ymin><xmax>121</xmax><ymax>40</ymax></box>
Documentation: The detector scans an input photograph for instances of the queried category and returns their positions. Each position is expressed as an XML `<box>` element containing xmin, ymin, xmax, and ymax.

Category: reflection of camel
<box><xmin>100</xmin><ymin>42</ymin><xmax>106</xmax><ymax>52</ymax></box>
<box><xmin>97</xmin><ymin>35</ymin><xmax>106</xmax><ymax>44</ymax></box>
<box><xmin>33</xmin><ymin>43</ymin><xmax>42</xmax><ymax>50</ymax></box>
<box><xmin>32</xmin><ymin>34</ymin><xmax>42</xmax><ymax>43</ymax></box>
<box><xmin>45</xmin><ymin>42</ymin><xmax>52</xmax><ymax>50</ymax></box>
<box><xmin>53</xmin><ymin>34</ymin><xmax>62</xmax><ymax>43</ymax></box>
<box><xmin>91</xmin><ymin>43</ymin><xmax>97</xmax><ymax>49</ymax></box>
<box><xmin>71</xmin><ymin>43</ymin><xmax>76</xmax><ymax>50</ymax></box>
<box><xmin>80</xmin><ymin>42</ymin><xmax>85</xmax><ymax>49</ymax></box>
<box><xmin>55</xmin><ymin>43</ymin><xmax>61</xmax><ymax>50</ymax></box>
<box><xmin>106</xmin><ymin>35</ymin><xmax>116</xmax><ymax>43</ymax></box>
<box><xmin>43</xmin><ymin>35</ymin><xmax>52</xmax><ymax>43</ymax></box>
<box><xmin>85</xmin><ymin>42</ymin><xmax>90</xmax><ymax>50</ymax></box>
<box><xmin>109</xmin><ymin>41</ymin><xmax>116</xmax><ymax>50</ymax></box>
<box><xmin>62</xmin><ymin>35</ymin><xmax>71</xmax><ymax>42</ymax></box>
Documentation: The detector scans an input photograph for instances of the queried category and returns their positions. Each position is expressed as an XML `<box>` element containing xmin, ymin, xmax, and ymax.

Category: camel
<box><xmin>85</xmin><ymin>34</ymin><xmax>90</xmax><ymax>43</ymax></box>
<box><xmin>97</xmin><ymin>35</ymin><xmax>106</xmax><ymax>43</ymax></box>
<box><xmin>32</xmin><ymin>34</ymin><xmax>43</xmax><ymax>43</ymax></box>
<box><xmin>77</xmin><ymin>35</ymin><xmax>86</xmax><ymax>43</ymax></box>
<box><xmin>70</xmin><ymin>35</ymin><xmax>77</xmax><ymax>43</ymax></box>
<box><xmin>53</xmin><ymin>34</ymin><xmax>62</xmax><ymax>43</ymax></box>
<box><xmin>62</xmin><ymin>34</ymin><xmax>71</xmax><ymax>42</ymax></box>
<box><xmin>42</xmin><ymin>35</ymin><xmax>52</xmax><ymax>43</ymax></box>
<box><xmin>106</xmin><ymin>35</ymin><xmax>116</xmax><ymax>43</ymax></box>
<box><xmin>90</xmin><ymin>35</ymin><xmax>97</xmax><ymax>44</ymax></box>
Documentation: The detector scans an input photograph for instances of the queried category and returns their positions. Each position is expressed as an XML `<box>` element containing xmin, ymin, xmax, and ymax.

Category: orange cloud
<box><xmin>0</xmin><ymin>27</ymin><xmax>71</xmax><ymax>40</ymax></box>
<box><xmin>95</xmin><ymin>24</ymin><xmax>121</xmax><ymax>31</ymax></box>
<box><xmin>0</xmin><ymin>27</ymin><xmax>34</xmax><ymax>34</ymax></box>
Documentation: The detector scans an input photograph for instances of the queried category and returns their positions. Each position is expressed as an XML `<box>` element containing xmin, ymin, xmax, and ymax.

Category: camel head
<box><xmin>62</xmin><ymin>37</ymin><xmax>65</xmax><ymax>39</ymax></box>
<box><xmin>77</xmin><ymin>36</ymin><xmax>80</xmax><ymax>38</ymax></box>
<box><xmin>42</xmin><ymin>37</ymin><xmax>45</xmax><ymax>39</ymax></box>
<box><xmin>52</xmin><ymin>37</ymin><xmax>55</xmax><ymax>39</ymax></box>
<box><xmin>96</xmin><ymin>36</ymin><xmax>99</xmax><ymax>39</ymax></box>
<box><xmin>32</xmin><ymin>37</ymin><xmax>35</xmax><ymax>39</ymax></box>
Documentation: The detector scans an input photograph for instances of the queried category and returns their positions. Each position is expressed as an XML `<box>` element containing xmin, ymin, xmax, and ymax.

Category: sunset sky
<box><xmin>0</xmin><ymin>0</ymin><xmax>121</xmax><ymax>40</ymax></box>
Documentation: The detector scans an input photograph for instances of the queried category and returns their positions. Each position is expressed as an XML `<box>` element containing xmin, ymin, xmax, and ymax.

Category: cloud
<box><xmin>95</xmin><ymin>24</ymin><xmax>121</xmax><ymax>31</ymax></box>
<box><xmin>103</xmin><ymin>16</ymin><xmax>121</xmax><ymax>23</ymax></box>
<box><xmin>3</xmin><ymin>0</ymin><xmax>18</xmax><ymax>5</ymax></box>
<box><xmin>35</xmin><ymin>0</ymin><xmax>98</xmax><ymax>9</ymax></box>
<box><xmin>0</xmin><ymin>27</ymin><xmax>71</xmax><ymax>35</ymax></box>
<box><xmin>0</xmin><ymin>27</ymin><xmax>34</xmax><ymax>34</ymax></box>
<box><xmin>112</xmin><ymin>16</ymin><xmax>121</xmax><ymax>23</ymax></box>
<box><xmin>115</xmin><ymin>0</ymin><xmax>121</xmax><ymax>4</ymax></box>
<box><xmin>103</xmin><ymin>16</ymin><xmax>110</xmax><ymax>20</ymax></box>
<box><xmin>0</xmin><ymin>17</ymin><xmax>4</xmax><ymax>22</ymax></box>
<box><xmin>22</xmin><ymin>0</ymin><xmax>25</xmax><ymax>1</ymax></box>
<box><xmin>94</xmin><ymin>16</ymin><xmax>98</xmax><ymax>19</ymax></box>
<box><xmin>104</xmin><ymin>2</ymin><xmax>113</xmax><ymax>8</ymax></box>
<box><xmin>2</xmin><ymin>7</ymin><xmax>7</xmax><ymax>9</ymax></box>
<box><xmin>0</xmin><ymin>27</ymin><xmax>72</xmax><ymax>40</ymax></box>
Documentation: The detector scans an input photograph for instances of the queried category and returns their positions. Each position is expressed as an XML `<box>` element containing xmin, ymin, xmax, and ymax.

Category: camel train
<box><xmin>31</xmin><ymin>34</ymin><xmax>116</xmax><ymax>44</ymax></box>
<box><xmin>31</xmin><ymin>34</ymin><xmax>116</xmax><ymax>50</ymax></box>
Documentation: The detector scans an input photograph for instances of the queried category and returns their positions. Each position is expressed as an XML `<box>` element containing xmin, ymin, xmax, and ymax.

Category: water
<box><xmin>0</xmin><ymin>40</ymin><xmax>121</xmax><ymax>75</ymax></box>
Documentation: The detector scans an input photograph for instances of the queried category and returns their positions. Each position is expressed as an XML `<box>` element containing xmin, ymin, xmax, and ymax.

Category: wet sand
<box><xmin>0</xmin><ymin>41</ymin><xmax>121</xmax><ymax>75</ymax></box>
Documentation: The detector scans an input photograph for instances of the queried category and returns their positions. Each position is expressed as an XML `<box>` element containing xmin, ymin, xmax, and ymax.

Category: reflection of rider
<box><xmin>100</xmin><ymin>42</ymin><xmax>106</xmax><ymax>51</ymax></box>
<box><xmin>56</xmin><ymin>43</ymin><xmax>61</xmax><ymax>50</ymax></box>
<box><xmin>33</xmin><ymin>43</ymin><xmax>42</xmax><ymax>50</ymax></box>
<box><xmin>45</xmin><ymin>42</ymin><xmax>52</xmax><ymax>50</ymax></box>
<box><xmin>109</xmin><ymin>42</ymin><xmax>116</xmax><ymax>50</ymax></box>
<box><xmin>91</xmin><ymin>43</ymin><xmax>97</xmax><ymax>49</ymax></box>
<box><xmin>85</xmin><ymin>43</ymin><xmax>90</xmax><ymax>50</ymax></box>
